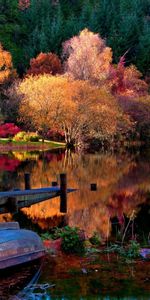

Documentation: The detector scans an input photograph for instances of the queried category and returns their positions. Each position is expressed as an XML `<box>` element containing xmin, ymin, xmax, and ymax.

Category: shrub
<box><xmin>60</xmin><ymin>226</ymin><xmax>85</xmax><ymax>254</ymax></box>
<box><xmin>105</xmin><ymin>240</ymin><xmax>140</xmax><ymax>259</ymax></box>
<box><xmin>24</xmin><ymin>132</ymin><xmax>39</xmax><ymax>142</ymax></box>
<box><xmin>0</xmin><ymin>123</ymin><xmax>21</xmax><ymax>138</ymax></box>
<box><xmin>13</xmin><ymin>131</ymin><xmax>39</xmax><ymax>142</ymax></box>
<box><xmin>13</xmin><ymin>131</ymin><xmax>26</xmax><ymax>141</ymax></box>
<box><xmin>126</xmin><ymin>240</ymin><xmax>140</xmax><ymax>259</ymax></box>
<box><xmin>51</xmin><ymin>227</ymin><xmax>63</xmax><ymax>240</ymax></box>
<box><xmin>89</xmin><ymin>232</ymin><xmax>102</xmax><ymax>246</ymax></box>
<box><xmin>40</xmin><ymin>232</ymin><xmax>53</xmax><ymax>241</ymax></box>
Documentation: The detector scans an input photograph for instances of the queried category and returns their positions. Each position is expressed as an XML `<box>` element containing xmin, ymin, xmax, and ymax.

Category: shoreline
<box><xmin>0</xmin><ymin>141</ymin><xmax>65</xmax><ymax>152</ymax></box>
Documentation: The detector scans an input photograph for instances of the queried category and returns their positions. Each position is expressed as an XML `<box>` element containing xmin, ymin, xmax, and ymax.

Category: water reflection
<box><xmin>0</xmin><ymin>149</ymin><xmax>150</xmax><ymax>240</ymax></box>
<box><xmin>0</xmin><ymin>261</ymin><xmax>41</xmax><ymax>300</ymax></box>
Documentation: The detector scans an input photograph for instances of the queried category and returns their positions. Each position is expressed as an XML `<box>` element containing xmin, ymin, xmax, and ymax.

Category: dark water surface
<box><xmin>0</xmin><ymin>148</ymin><xmax>150</xmax><ymax>299</ymax></box>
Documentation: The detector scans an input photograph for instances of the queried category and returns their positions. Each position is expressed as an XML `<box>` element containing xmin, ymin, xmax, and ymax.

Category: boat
<box><xmin>0</xmin><ymin>222</ymin><xmax>45</xmax><ymax>270</ymax></box>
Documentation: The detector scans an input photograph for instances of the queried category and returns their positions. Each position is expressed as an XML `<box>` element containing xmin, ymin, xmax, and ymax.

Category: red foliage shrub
<box><xmin>27</xmin><ymin>52</ymin><xmax>62</xmax><ymax>76</ymax></box>
<box><xmin>109</xmin><ymin>56</ymin><xmax>148</xmax><ymax>96</ymax></box>
<box><xmin>0</xmin><ymin>123</ymin><xmax>21</xmax><ymax>138</ymax></box>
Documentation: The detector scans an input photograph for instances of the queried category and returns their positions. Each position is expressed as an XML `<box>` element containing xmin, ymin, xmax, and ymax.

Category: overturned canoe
<box><xmin>0</xmin><ymin>222</ymin><xmax>45</xmax><ymax>270</ymax></box>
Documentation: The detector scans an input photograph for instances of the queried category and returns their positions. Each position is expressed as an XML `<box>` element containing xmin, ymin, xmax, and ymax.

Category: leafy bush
<box><xmin>89</xmin><ymin>232</ymin><xmax>102</xmax><ymax>246</ymax></box>
<box><xmin>13</xmin><ymin>131</ymin><xmax>26</xmax><ymax>141</ymax></box>
<box><xmin>60</xmin><ymin>226</ymin><xmax>85</xmax><ymax>254</ymax></box>
<box><xmin>105</xmin><ymin>240</ymin><xmax>140</xmax><ymax>259</ymax></box>
<box><xmin>126</xmin><ymin>240</ymin><xmax>140</xmax><ymax>259</ymax></box>
<box><xmin>40</xmin><ymin>232</ymin><xmax>53</xmax><ymax>241</ymax></box>
<box><xmin>24</xmin><ymin>132</ymin><xmax>39</xmax><ymax>142</ymax></box>
<box><xmin>51</xmin><ymin>227</ymin><xmax>63</xmax><ymax>240</ymax></box>
<box><xmin>13</xmin><ymin>131</ymin><xmax>39</xmax><ymax>142</ymax></box>
<box><xmin>0</xmin><ymin>123</ymin><xmax>21</xmax><ymax>138</ymax></box>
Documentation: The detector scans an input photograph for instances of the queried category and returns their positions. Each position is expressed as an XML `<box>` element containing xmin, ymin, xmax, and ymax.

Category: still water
<box><xmin>0</xmin><ymin>148</ymin><xmax>150</xmax><ymax>299</ymax></box>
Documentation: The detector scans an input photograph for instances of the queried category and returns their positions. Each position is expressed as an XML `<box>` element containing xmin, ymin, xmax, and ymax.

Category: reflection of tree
<box><xmin>0</xmin><ymin>213</ymin><xmax>12</xmax><ymax>223</ymax></box>
<box><xmin>1</xmin><ymin>150</ymin><xmax>150</xmax><ymax>239</ymax></box>
<box><xmin>0</xmin><ymin>154</ymin><xmax>20</xmax><ymax>172</ymax></box>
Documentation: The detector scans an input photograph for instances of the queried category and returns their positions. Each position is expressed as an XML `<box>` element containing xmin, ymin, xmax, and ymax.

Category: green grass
<box><xmin>0</xmin><ymin>138</ymin><xmax>65</xmax><ymax>149</ymax></box>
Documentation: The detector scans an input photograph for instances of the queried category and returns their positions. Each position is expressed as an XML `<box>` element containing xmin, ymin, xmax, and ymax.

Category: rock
<box><xmin>140</xmin><ymin>248</ymin><xmax>150</xmax><ymax>260</ymax></box>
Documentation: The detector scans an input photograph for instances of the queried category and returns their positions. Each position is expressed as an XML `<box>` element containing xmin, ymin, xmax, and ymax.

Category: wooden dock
<box><xmin>0</xmin><ymin>173</ymin><xmax>76</xmax><ymax>214</ymax></box>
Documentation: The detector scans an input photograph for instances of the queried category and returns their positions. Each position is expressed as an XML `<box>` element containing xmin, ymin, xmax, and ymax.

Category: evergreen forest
<box><xmin>0</xmin><ymin>0</ymin><xmax>150</xmax><ymax>147</ymax></box>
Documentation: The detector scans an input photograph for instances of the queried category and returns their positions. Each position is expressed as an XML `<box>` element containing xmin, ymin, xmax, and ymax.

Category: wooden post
<box><xmin>60</xmin><ymin>173</ymin><xmax>67</xmax><ymax>213</ymax></box>
<box><xmin>24</xmin><ymin>173</ymin><xmax>31</xmax><ymax>190</ymax></box>
<box><xmin>6</xmin><ymin>197</ymin><xmax>18</xmax><ymax>213</ymax></box>
<box><xmin>90</xmin><ymin>183</ymin><xmax>97</xmax><ymax>191</ymax></box>
<box><xmin>51</xmin><ymin>181</ymin><xmax>58</xmax><ymax>187</ymax></box>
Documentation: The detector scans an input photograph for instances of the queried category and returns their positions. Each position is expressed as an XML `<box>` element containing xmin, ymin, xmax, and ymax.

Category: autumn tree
<box><xmin>62</xmin><ymin>29</ymin><xmax>112</xmax><ymax>84</ymax></box>
<box><xmin>0</xmin><ymin>44</ymin><xmax>16</xmax><ymax>85</ymax></box>
<box><xmin>14</xmin><ymin>74</ymin><xmax>128</xmax><ymax>146</ymax></box>
<box><xmin>118</xmin><ymin>95</ymin><xmax>150</xmax><ymax>141</ymax></box>
<box><xmin>27</xmin><ymin>52</ymin><xmax>62</xmax><ymax>76</ymax></box>
<box><xmin>109</xmin><ymin>56</ymin><xmax>148</xmax><ymax>96</ymax></box>
<box><xmin>0</xmin><ymin>45</ymin><xmax>18</xmax><ymax>122</ymax></box>
<box><xmin>18</xmin><ymin>0</ymin><xmax>30</xmax><ymax>10</ymax></box>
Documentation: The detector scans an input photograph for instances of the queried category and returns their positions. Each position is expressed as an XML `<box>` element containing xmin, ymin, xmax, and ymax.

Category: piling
<box><xmin>24</xmin><ymin>173</ymin><xmax>31</xmax><ymax>190</ymax></box>
<box><xmin>51</xmin><ymin>181</ymin><xmax>58</xmax><ymax>187</ymax></box>
<box><xmin>6</xmin><ymin>197</ymin><xmax>18</xmax><ymax>213</ymax></box>
<box><xmin>90</xmin><ymin>183</ymin><xmax>97</xmax><ymax>191</ymax></box>
<box><xmin>60</xmin><ymin>173</ymin><xmax>67</xmax><ymax>213</ymax></box>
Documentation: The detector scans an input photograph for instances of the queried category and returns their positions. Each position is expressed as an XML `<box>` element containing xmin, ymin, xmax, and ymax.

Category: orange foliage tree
<box><xmin>62</xmin><ymin>29</ymin><xmax>112</xmax><ymax>84</ymax></box>
<box><xmin>14</xmin><ymin>74</ymin><xmax>128</xmax><ymax>145</ymax></box>
<box><xmin>0</xmin><ymin>44</ymin><xmax>16</xmax><ymax>85</ymax></box>
<box><xmin>27</xmin><ymin>52</ymin><xmax>62</xmax><ymax>76</ymax></box>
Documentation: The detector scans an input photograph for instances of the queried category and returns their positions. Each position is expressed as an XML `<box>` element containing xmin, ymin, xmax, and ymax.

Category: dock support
<box><xmin>24</xmin><ymin>173</ymin><xmax>31</xmax><ymax>190</ymax></box>
<box><xmin>6</xmin><ymin>197</ymin><xmax>18</xmax><ymax>213</ymax></box>
<box><xmin>51</xmin><ymin>181</ymin><xmax>58</xmax><ymax>187</ymax></box>
<box><xmin>60</xmin><ymin>173</ymin><xmax>67</xmax><ymax>213</ymax></box>
<box><xmin>90</xmin><ymin>183</ymin><xmax>97</xmax><ymax>191</ymax></box>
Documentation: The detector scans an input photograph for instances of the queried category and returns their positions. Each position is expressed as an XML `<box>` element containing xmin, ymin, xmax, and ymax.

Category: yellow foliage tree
<box><xmin>16</xmin><ymin>74</ymin><xmax>129</xmax><ymax>145</ymax></box>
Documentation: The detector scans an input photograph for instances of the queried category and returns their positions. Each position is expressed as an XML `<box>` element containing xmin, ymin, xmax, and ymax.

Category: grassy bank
<box><xmin>0</xmin><ymin>138</ymin><xmax>65</xmax><ymax>151</ymax></box>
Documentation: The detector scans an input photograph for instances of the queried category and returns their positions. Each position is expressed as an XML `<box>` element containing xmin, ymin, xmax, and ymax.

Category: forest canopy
<box><xmin>0</xmin><ymin>0</ymin><xmax>150</xmax><ymax>76</ymax></box>
<box><xmin>0</xmin><ymin>1</ymin><xmax>150</xmax><ymax>147</ymax></box>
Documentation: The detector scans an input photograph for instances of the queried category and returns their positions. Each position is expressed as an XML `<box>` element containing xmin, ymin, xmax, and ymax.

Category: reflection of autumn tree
<box><xmin>20</xmin><ymin>151</ymin><xmax>138</xmax><ymax>237</ymax></box>
<box><xmin>0</xmin><ymin>213</ymin><xmax>12</xmax><ymax>223</ymax></box>
<box><xmin>1</xmin><ymin>150</ymin><xmax>150</xmax><ymax>238</ymax></box>
<box><xmin>0</xmin><ymin>154</ymin><xmax>20</xmax><ymax>172</ymax></box>
<box><xmin>108</xmin><ymin>191</ymin><xmax>146</xmax><ymax>220</ymax></box>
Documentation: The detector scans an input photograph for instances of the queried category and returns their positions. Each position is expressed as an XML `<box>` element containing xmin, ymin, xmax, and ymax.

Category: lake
<box><xmin>0</xmin><ymin>148</ymin><xmax>150</xmax><ymax>299</ymax></box>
